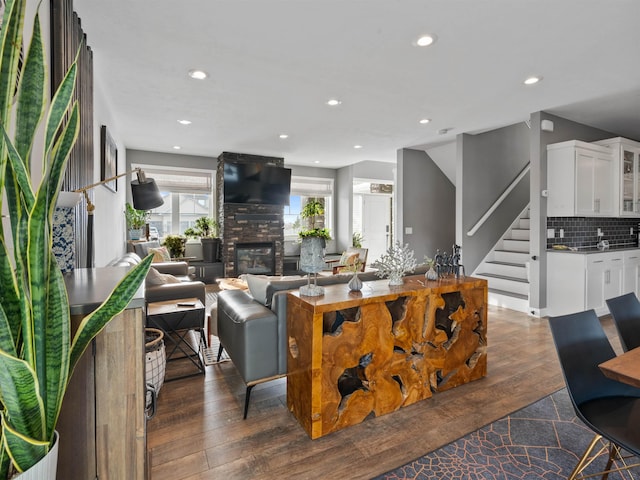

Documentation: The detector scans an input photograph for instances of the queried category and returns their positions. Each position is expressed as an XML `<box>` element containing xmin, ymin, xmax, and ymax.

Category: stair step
<box><xmin>488</xmin><ymin>260</ymin><xmax>525</xmax><ymax>267</ymax></box>
<box><xmin>503</xmin><ymin>239</ymin><xmax>530</xmax><ymax>252</ymax></box>
<box><xmin>482</xmin><ymin>261</ymin><xmax>528</xmax><ymax>279</ymax></box>
<box><xmin>476</xmin><ymin>272</ymin><xmax>528</xmax><ymax>283</ymax></box>
<box><xmin>510</xmin><ymin>228</ymin><xmax>530</xmax><ymax>240</ymax></box>
<box><xmin>488</xmin><ymin>288</ymin><xmax>528</xmax><ymax>300</ymax></box>
<box><xmin>493</xmin><ymin>250</ymin><xmax>530</xmax><ymax>264</ymax></box>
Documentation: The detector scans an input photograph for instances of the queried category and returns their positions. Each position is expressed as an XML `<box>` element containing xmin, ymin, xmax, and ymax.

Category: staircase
<box><xmin>473</xmin><ymin>207</ymin><xmax>530</xmax><ymax>313</ymax></box>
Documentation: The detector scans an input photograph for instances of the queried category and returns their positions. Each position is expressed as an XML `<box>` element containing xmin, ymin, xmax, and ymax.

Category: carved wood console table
<box><xmin>286</xmin><ymin>275</ymin><xmax>488</xmax><ymax>439</ymax></box>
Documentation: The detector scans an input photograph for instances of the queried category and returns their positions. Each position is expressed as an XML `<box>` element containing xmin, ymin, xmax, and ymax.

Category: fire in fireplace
<box><xmin>235</xmin><ymin>242</ymin><xmax>276</xmax><ymax>276</ymax></box>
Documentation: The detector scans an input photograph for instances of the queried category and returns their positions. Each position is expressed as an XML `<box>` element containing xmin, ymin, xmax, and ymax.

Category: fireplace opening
<box><xmin>235</xmin><ymin>242</ymin><xmax>276</xmax><ymax>276</ymax></box>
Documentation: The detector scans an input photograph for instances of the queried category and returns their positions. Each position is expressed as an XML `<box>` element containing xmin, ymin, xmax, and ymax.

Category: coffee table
<box><xmin>146</xmin><ymin>298</ymin><xmax>206</xmax><ymax>381</ymax></box>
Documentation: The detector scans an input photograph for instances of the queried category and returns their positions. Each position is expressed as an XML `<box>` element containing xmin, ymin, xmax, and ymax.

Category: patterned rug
<box><xmin>375</xmin><ymin>389</ymin><xmax>640</xmax><ymax>480</ymax></box>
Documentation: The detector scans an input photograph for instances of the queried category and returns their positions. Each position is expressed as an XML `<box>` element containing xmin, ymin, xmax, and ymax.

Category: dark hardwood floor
<box><xmin>146</xmin><ymin>306</ymin><xmax>622</xmax><ymax>480</ymax></box>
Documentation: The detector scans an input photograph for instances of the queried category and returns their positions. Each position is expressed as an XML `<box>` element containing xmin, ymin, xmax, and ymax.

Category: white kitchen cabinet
<box><xmin>547</xmin><ymin>250</ymin><xmax>633</xmax><ymax>317</ymax></box>
<box><xmin>547</xmin><ymin>140</ymin><xmax>616</xmax><ymax>217</ymax></box>
<box><xmin>585</xmin><ymin>252</ymin><xmax>623</xmax><ymax>313</ymax></box>
<box><xmin>623</xmin><ymin>250</ymin><xmax>640</xmax><ymax>297</ymax></box>
<box><xmin>595</xmin><ymin>137</ymin><xmax>640</xmax><ymax>216</ymax></box>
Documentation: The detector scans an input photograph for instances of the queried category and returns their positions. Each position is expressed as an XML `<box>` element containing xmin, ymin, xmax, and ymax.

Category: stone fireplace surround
<box><xmin>217</xmin><ymin>152</ymin><xmax>285</xmax><ymax>278</ymax></box>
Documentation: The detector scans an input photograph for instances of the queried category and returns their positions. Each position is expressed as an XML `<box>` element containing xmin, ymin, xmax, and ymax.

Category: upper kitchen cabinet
<box><xmin>594</xmin><ymin>137</ymin><xmax>640</xmax><ymax>217</ymax></box>
<box><xmin>547</xmin><ymin>140</ymin><xmax>616</xmax><ymax>217</ymax></box>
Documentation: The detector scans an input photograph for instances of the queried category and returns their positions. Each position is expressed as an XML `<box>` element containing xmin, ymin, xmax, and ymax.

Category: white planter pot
<box><xmin>15</xmin><ymin>432</ymin><xmax>59</xmax><ymax>480</ymax></box>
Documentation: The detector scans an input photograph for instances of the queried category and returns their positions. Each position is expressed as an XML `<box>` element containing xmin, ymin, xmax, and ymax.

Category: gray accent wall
<box><xmin>397</xmin><ymin>148</ymin><xmax>455</xmax><ymax>263</ymax></box>
<box><xmin>459</xmin><ymin>123</ymin><xmax>530</xmax><ymax>274</ymax></box>
<box><xmin>529</xmin><ymin>112</ymin><xmax>617</xmax><ymax>311</ymax></box>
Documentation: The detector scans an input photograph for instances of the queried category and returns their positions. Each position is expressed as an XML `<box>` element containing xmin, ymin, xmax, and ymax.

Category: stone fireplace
<box><xmin>235</xmin><ymin>242</ymin><xmax>276</xmax><ymax>276</ymax></box>
<box><xmin>217</xmin><ymin>152</ymin><xmax>285</xmax><ymax>277</ymax></box>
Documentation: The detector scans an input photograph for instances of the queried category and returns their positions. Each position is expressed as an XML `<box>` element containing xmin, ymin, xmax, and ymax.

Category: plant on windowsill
<box><xmin>298</xmin><ymin>200</ymin><xmax>330</xmax><ymax>296</ymax></box>
<box><xmin>162</xmin><ymin>234</ymin><xmax>187</xmax><ymax>258</ymax></box>
<box><xmin>352</xmin><ymin>231</ymin><xmax>364</xmax><ymax>248</ymax></box>
<box><xmin>298</xmin><ymin>199</ymin><xmax>331</xmax><ymax>240</ymax></box>
<box><xmin>124</xmin><ymin>202</ymin><xmax>149</xmax><ymax>240</ymax></box>
<box><xmin>0</xmin><ymin>1</ymin><xmax>153</xmax><ymax>477</ymax></box>
<box><xmin>184</xmin><ymin>216</ymin><xmax>220</xmax><ymax>262</ymax></box>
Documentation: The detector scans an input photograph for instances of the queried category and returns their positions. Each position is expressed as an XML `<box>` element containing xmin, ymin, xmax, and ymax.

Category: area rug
<box><xmin>375</xmin><ymin>389</ymin><xmax>640</xmax><ymax>480</ymax></box>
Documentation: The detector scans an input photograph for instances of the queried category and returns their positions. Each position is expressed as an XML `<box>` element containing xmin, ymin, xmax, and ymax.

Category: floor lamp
<box><xmin>74</xmin><ymin>168</ymin><xmax>164</xmax><ymax>268</ymax></box>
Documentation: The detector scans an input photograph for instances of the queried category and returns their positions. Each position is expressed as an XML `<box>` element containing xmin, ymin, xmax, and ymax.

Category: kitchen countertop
<box><xmin>547</xmin><ymin>245</ymin><xmax>640</xmax><ymax>254</ymax></box>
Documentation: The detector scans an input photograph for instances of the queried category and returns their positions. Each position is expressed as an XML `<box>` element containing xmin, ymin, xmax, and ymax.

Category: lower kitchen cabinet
<box><xmin>547</xmin><ymin>250</ymin><xmax>639</xmax><ymax>317</ymax></box>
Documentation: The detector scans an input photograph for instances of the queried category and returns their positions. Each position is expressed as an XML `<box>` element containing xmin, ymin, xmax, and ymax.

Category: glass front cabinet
<box><xmin>596</xmin><ymin>137</ymin><xmax>640</xmax><ymax>217</ymax></box>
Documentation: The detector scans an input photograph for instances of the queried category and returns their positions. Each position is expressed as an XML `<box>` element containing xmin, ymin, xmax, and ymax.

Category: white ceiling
<box><xmin>73</xmin><ymin>0</ymin><xmax>640</xmax><ymax>169</ymax></box>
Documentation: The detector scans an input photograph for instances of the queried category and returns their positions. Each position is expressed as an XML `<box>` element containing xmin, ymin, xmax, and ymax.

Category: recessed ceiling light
<box><xmin>173</xmin><ymin>145</ymin><xmax>181</xmax><ymax>150</ymax></box>
<box><xmin>177</xmin><ymin>119</ymin><xmax>192</xmax><ymax>125</ymax></box>
<box><xmin>314</xmin><ymin>160</ymin><xmax>320</xmax><ymax>164</ymax></box>
<box><xmin>419</xmin><ymin>118</ymin><xmax>431</xmax><ymax>124</ymax></box>
<box><xmin>188</xmin><ymin>69</ymin><xmax>208</xmax><ymax>80</ymax></box>
<box><xmin>326</xmin><ymin>99</ymin><xmax>342</xmax><ymax>106</ymax></box>
<box><xmin>416</xmin><ymin>34</ymin><xmax>437</xmax><ymax>47</ymax></box>
<box><xmin>354</xmin><ymin>145</ymin><xmax>363</xmax><ymax>149</ymax></box>
<box><xmin>279</xmin><ymin>134</ymin><xmax>289</xmax><ymax>139</ymax></box>
<box><xmin>524</xmin><ymin>76</ymin><xmax>543</xmax><ymax>85</ymax></box>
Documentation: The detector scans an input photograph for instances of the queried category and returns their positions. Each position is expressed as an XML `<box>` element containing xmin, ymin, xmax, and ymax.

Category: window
<box><xmin>133</xmin><ymin>165</ymin><xmax>214</xmax><ymax>238</ymax></box>
<box><xmin>284</xmin><ymin>176</ymin><xmax>334</xmax><ymax>239</ymax></box>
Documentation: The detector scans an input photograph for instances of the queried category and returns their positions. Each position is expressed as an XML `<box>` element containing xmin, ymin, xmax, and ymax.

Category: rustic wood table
<box><xmin>286</xmin><ymin>275</ymin><xmax>488</xmax><ymax>439</ymax></box>
<box><xmin>599</xmin><ymin>346</ymin><xmax>640</xmax><ymax>389</ymax></box>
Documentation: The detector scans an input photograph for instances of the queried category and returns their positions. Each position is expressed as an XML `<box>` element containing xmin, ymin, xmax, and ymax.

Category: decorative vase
<box><xmin>388</xmin><ymin>273</ymin><xmax>404</xmax><ymax>286</ymax></box>
<box><xmin>16</xmin><ymin>431</ymin><xmax>59</xmax><ymax>479</ymax></box>
<box><xmin>299</xmin><ymin>236</ymin><xmax>326</xmax><ymax>296</ymax></box>
<box><xmin>426</xmin><ymin>266</ymin><xmax>438</xmax><ymax>281</ymax></box>
<box><xmin>348</xmin><ymin>271</ymin><xmax>363</xmax><ymax>291</ymax></box>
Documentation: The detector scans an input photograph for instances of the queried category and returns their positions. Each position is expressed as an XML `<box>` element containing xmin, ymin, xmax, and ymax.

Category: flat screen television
<box><xmin>223</xmin><ymin>162</ymin><xmax>291</xmax><ymax>205</ymax></box>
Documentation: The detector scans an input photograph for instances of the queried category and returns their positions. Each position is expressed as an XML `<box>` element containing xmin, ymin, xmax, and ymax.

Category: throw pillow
<box><xmin>146</xmin><ymin>267</ymin><xmax>180</xmax><ymax>286</ymax></box>
<box><xmin>149</xmin><ymin>246</ymin><xmax>171</xmax><ymax>262</ymax></box>
<box><xmin>246</xmin><ymin>274</ymin><xmax>271</xmax><ymax>306</ymax></box>
<box><xmin>344</xmin><ymin>253</ymin><xmax>359</xmax><ymax>266</ymax></box>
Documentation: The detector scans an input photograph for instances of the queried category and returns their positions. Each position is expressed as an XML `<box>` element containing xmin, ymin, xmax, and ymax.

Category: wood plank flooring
<box><xmin>147</xmin><ymin>306</ymin><xmax>622</xmax><ymax>480</ymax></box>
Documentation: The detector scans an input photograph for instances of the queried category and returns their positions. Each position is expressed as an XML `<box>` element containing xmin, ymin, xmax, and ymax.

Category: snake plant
<box><xmin>0</xmin><ymin>0</ymin><xmax>152</xmax><ymax>476</ymax></box>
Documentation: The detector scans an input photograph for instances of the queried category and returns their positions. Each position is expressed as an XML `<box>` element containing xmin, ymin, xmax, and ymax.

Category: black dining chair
<box><xmin>548</xmin><ymin>309</ymin><xmax>640</xmax><ymax>479</ymax></box>
<box><xmin>606</xmin><ymin>292</ymin><xmax>640</xmax><ymax>352</ymax></box>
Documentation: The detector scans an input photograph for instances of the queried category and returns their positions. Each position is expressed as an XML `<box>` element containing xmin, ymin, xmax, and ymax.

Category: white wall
<box><xmin>92</xmin><ymin>81</ymin><xmax>128</xmax><ymax>266</ymax></box>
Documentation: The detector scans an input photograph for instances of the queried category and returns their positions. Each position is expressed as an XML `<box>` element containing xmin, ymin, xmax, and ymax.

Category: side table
<box><xmin>146</xmin><ymin>298</ymin><xmax>206</xmax><ymax>381</ymax></box>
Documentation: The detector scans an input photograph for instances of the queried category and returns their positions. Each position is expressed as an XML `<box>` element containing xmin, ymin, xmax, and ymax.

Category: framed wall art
<box><xmin>100</xmin><ymin>125</ymin><xmax>117</xmax><ymax>192</ymax></box>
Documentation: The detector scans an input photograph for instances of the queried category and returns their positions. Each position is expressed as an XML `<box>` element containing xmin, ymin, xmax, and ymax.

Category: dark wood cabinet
<box><xmin>191</xmin><ymin>261</ymin><xmax>224</xmax><ymax>283</ymax></box>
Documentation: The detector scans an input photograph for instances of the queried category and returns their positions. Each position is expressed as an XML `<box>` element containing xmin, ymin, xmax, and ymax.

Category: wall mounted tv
<box><xmin>223</xmin><ymin>162</ymin><xmax>292</xmax><ymax>205</ymax></box>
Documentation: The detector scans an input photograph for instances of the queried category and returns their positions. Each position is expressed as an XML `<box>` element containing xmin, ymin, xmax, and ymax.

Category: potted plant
<box><xmin>184</xmin><ymin>216</ymin><xmax>220</xmax><ymax>262</ymax></box>
<box><xmin>298</xmin><ymin>200</ymin><xmax>330</xmax><ymax>296</ymax></box>
<box><xmin>124</xmin><ymin>202</ymin><xmax>149</xmax><ymax>240</ymax></box>
<box><xmin>352</xmin><ymin>231</ymin><xmax>364</xmax><ymax>248</ymax></box>
<box><xmin>0</xmin><ymin>2</ymin><xmax>153</xmax><ymax>477</ymax></box>
<box><xmin>298</xmin><ymin>199</ymin><xmax>331</xmax><ymax>241</ymax></box>
<box><xmin>162</xmin><ymin>234</ymin><xmax>187</xmax><ymax>258</ymax></box>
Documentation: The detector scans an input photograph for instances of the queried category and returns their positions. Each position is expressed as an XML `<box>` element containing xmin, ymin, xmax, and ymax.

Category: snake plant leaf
<box><xmin>0</xmin><ymin>352</ymin><xmax>45</xmax><ymax>446</ymax></box>
<box><xmin>42</xmin><ymin>257</ymin><xmax>70</xmax><ymax>436</ymax></box>
<box><xmin>2</xmin><ymin>417</ymin><xmax>49</xmax><ymax>473</ymax></box>
<box><xmin>0</xmin><ymin>0</ymin><xmax>25</xmax><ymax>130</ymax></box>
<box><xmin>0</xmin><ymin>238</ymin><xmax>21</xmax><ymax>350</ymax></box>
<box><xmin>14</xmin><ymin>11</ymin><xmax>45</xmax><ymax>166</ymax></box>
<box><xmin>69</xmin><ymin>254</ymin><xmax>154</xmax><ymax>372</ymax></box>
<box><xmin>0</xmin><ymin>440</ymin><xmax>10</xmax><ymax>480</ymax></box>
<box><xmin>43</xmin><ymin>61</ymin><xmax>76</xmax><ymax>160</ymax></box>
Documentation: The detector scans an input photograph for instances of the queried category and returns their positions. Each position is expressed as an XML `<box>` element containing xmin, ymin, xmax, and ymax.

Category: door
<box><xmin>361</xmin><ymin>194</ymin><xmax>392</xmax><ymax>264</ymax></box>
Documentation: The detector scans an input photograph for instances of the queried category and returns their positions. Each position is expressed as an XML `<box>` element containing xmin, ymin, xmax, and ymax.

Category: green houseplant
<box><xmin>0</xmin><ymin>1</ymin><xmax>152</xmax><ymax>477</ymax></box>
<box><xmin>298</xmin><ymin>199</ymin><xmax>330</xmax><ymax>240</ymax></box>
<box><xmin>184</xmin><ymin>216</ymin><xmax>220</xmax><ymax>262</ymax></box>
<box><xmin>124</xmin><ymin>202</ymin><xmax>149</xmax><ymax>240</ymax></box>
<box><xmin>162</xmin><ymin>234</ymin><xmax>186</xmax><ymax>258</ymax></box>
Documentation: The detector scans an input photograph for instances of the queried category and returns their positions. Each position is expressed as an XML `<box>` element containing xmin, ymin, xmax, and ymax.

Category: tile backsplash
<box><xmin>547</xmin><ymin>217</ymin><xmax>640</xmax><ymax>250</ymax></box>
